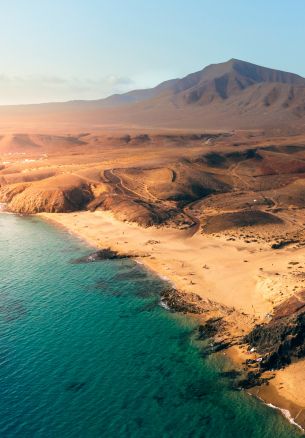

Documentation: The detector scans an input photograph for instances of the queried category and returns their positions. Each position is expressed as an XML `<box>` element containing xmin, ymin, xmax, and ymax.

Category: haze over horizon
<box><xmin>1</xmin><ymin>0</ymin><xmax>305</xmax><ymax>104</ymax></box>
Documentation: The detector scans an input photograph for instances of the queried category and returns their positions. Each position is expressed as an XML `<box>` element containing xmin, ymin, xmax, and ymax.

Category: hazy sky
<box><xmin>1</xmin><ymin>1</ymin><xmax>305</xmax><ymax>104</ymax></box>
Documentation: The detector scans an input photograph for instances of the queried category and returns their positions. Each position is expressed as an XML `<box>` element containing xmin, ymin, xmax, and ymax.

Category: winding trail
<box><xmin>103</xmin><ymin>169</ymin><xmax>135</xmax><ymax>197</ymax></box>
<box><xmin>103</xmin><ymin>167</ymin><xmax>201</xmax><ymax>237</ymax></box>
<box><xmin>183</xmin><ymin>199</ymin><xmax>201</xmax><ymax>237</ymax></box>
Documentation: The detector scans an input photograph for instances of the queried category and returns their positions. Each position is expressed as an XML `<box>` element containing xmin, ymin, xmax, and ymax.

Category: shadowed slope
<box><xmin>1</xmin><ymin>59</ymin><xmax>305</xmax><ymax>131</ymax></box>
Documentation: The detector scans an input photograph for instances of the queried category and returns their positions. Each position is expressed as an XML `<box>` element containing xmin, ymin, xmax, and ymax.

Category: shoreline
<box><xmin>38</xmin><ymin>210</ymin><xmax>305</xmax><ymax>433</ymax></box>
<box><xmin>227</xmin><ymin>345</ymin><xmax>305</xmax><ymax>433</ymax></box>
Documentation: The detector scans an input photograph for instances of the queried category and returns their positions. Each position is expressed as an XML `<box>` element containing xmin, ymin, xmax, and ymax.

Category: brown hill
<box><xmin>6</xmin><ymin>175</ymin><xmax>92</xmax><ymax>213</ymax></box>
<box><xmin>202</xmin><ymin>210</ymin><xmax>283</xmax><ymax>233</ymax></box>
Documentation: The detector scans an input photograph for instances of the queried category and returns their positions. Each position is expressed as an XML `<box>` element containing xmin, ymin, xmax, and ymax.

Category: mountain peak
<box><xmin>66</xmin><ymin>58</ymin><xmax>305</xmax><ymax>130</ymax></box>
<box><xmin>1</xmin><ymin>58</ymin><xmax>305</xmax><ymax>131</ymax></box>
<box><xmin>200</xmin><ymin>58</ymin><xmax>304</xmax><ymax>83</ymax></box>
<box><xmin>227</xmin><ymin>58</ymin><xmax>248</xmax><ymax>64</ymax></box>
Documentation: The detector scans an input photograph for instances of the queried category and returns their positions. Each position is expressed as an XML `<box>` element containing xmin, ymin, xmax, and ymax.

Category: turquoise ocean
<box><xmin>0</xmin><ymin>213</ymin><xmax>301</xmax><ymax>437</ymax></box>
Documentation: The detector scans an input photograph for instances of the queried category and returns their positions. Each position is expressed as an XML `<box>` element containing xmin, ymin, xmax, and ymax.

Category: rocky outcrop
<box><xmin>0</xmin><ymin>183</ymin><xmax>29</xmax><ymax>203</ymax></box>
<box><xmin>198</xmin><ymin>317</ymin><xmax>226</xmax><ymax>339</ymax></box>
<box><xmin>7</xmin><ymin>174</ymin><xmax>92</xmax><ymax>213</ymax></box>
<box><xmin>244</xmin><ymin>292</ymin><xmax>305</xmax><ymax>371</ymax></box>
<box><xmin>160</xmin><ymin>288</ymin><xmax>205</xmax><ymax>313</ymax></box>
<box><xmin>236</xmin><ymin>371</ymin><xmax>272</xmax><ymax>389</ymax></box>
<box><xmin>72</xmin><ymin>248</ymin><xmax>133</xmax><ymax>263</ymax></box>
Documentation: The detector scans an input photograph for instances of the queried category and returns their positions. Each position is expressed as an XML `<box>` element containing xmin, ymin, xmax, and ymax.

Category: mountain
<box><xmin>95</xmin><ymin>58</ymin><xmax>305</xmax><ymax>108</ymax></box>
<box><xmin>2</xmin><ymin>59</ymin><xmax>305</xmax><ymax>132</ymax></box>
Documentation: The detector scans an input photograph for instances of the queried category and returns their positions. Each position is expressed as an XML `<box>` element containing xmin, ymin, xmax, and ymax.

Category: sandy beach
<box><xmin>40</xmin><ymin>209</ymin><xmax>305</xmax><ymax>430</ymax></box>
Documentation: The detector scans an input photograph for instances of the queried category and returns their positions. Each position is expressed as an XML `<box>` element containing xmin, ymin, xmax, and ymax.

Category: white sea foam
<box><xmin>159</xmin><ymin>299</ymin><xmax>170</xmax><ymax>311</ymax></box>
<box><xmin>160</xmin><ymin>275</ymin><xmax>170</xmax><ymax>282</ymax></box>
<box><xmin>265</xmin><ymin>402</ymin><xmax>304</xmax><ymax>432</ymax></box>
<box><xmin>252</xmin><ymin>393</ymin><xmax>305</xmax><ymax>432</ymax></box>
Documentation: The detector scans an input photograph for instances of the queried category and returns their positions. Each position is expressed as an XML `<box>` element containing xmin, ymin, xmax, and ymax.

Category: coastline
<box><xmin>39</xmin><ymin>210</ymin><xmax>305</xmax><ymax>433</ymax></box>
<box><xmin>227</xmin><ymin>345</ymin><xmax>305</xmax><ymax>432</ymax></box>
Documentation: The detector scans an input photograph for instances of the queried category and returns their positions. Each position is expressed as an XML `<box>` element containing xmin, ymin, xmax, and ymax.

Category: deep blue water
<box><xmin>0</xmin><ymin>213</ymin><xmax>301</xmax><ymax>437</ymax></box>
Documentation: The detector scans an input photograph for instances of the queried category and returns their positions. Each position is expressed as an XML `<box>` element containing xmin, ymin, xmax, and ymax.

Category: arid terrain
<box><xmin>2</xmin><ymin>59</ymin><xmax>305</xmax><ymax>133</ymax></box>
<box><xmin>3</xmin><ymin>59</ymin><xmax>305</xmax><ymax>429</ymax></box>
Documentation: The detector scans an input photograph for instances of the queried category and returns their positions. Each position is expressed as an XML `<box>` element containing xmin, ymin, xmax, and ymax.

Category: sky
<box><xmin>1</xmin><ymin>1</ymin><xmax>305</xmax><ymax>104</ymax></box>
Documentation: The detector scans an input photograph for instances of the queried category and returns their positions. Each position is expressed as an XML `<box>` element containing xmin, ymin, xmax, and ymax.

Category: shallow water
<box><xmin>0</xmin><ymin>214</ymin><xmax>301</xmax><ymax>437</ymax></box>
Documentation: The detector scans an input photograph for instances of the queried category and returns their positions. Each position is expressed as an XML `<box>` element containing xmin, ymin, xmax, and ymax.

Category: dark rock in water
<box><xmin>65</xmin><ymin>381</ymin><xmax>86</xmax><ymax>392</ymax></box>
<box><xmin>236</xmin><ymin>371</ymin><xmax>270</xmax><ymax>389</ymax></box>
<box><xmin>160</xmin><ymin>288</ymin><xmax>203</xmax><ymax>313</ymax></box>
<box><xmin>197</xmin><ymin>318</ymin><xmax>232</xmax><ymax>356</ymax></box>
<box><xmin>219</xmin><ymin>370</ymin><xmax>242</xmax><ymax>379</ymax></box>
<box><xmin>71</xmin><ymin>248</ymin><xmax>132</xmax><ymax>264</ymax></box>
<box><xmin>198</xmin><ymin>317</ymin><xmax>224</xmax><ymax>339</ymax></box>
<box><xmin>204</xmin><ymin>340</ymin><xmax>232</xmax><ymax>355</ymax></box>
<box><xmin>114</xmin><ymin>268</ymin><xmax>148</xmax><ymax>281</ymax></box>
<box><xmin>219</xmin><ymin>370</ymin><xmax>248</xmax><ymax>391</ymax></box>
<box><xmin>215</xmin><ymin>341</ymin><xmax>231</xmax><ymax>352</ymax></box>
<box><xmin>244</xmin><ymin>310</ymin><xmax>305</xmax><ymax>371</ymax></box>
